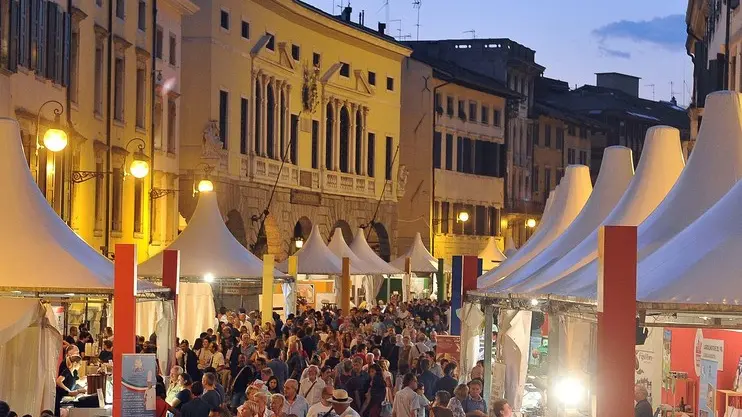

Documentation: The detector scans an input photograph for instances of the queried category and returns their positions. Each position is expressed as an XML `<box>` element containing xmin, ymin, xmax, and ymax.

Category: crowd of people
<box><xmin>18</xmin><ymin>298</ymin><xmax>517</xmax><ymax>417</ymax></box>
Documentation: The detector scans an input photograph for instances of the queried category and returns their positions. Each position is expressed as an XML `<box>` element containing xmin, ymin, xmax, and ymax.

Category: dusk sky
<box><xmin>308</xmin><ymin>0</ymin><xmax>693</xmax><ymax>105</ymax></box>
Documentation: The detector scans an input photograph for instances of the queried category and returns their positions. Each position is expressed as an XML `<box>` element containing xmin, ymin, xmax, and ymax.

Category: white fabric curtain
<box><xmin>457</xmin><ymin>302</ymin><xmax>484</xmax><ymax>382</ymax></box>
<box><xmin>136</xmin><ymin>300</ymin><xmax>164</xmax><ymax>340</ymax></box>
<box><xmin>282</xmin><ymin>281</ymin><xmax>297</xmax><ymax>317</ymax></box>
<box><xmin>501</xmin><ymin>310</ymin><xmax>532</xmax><ymax>411</ymax></box>
<box><xmin>156</xmin><ymin>301</ymin><xmax>175</xmax><ymax>374</ymax></box>
<box><xmin>177</xmin><ymin>283</ymin><xmax>216</xmax><ymax>345</ymax></box>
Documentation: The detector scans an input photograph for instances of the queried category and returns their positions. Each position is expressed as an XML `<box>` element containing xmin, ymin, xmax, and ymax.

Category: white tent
<box><xmin>503</xmin><ymin>231</ymin><xmax>518</xmax><ymax>257</ymax></box>
<box><xmin>479</xmin><ymin>236</ymin><xmax>507</xmax><ymax>272</ymax></box>
<box><xmin>488</xmin><ymin>146</ymin><xmax>634</xmax><ymax>291</ymax></box>
<box><xmin>477</xmin><ymin>165</ymin><xmax>593</xmax><ymax>288</ymax></box>
<box><xmin>537</xmin><ymin>91</ymin><xmax>742</xmax><ymax>299</ymax></box>
<box><xmin>0</xmin><ymin>118</ymin><xmax>163</xmax><ymax>294</ymax></box>
<box><xmin>328</xmin><ymin>228</ymin><xmax>376</xmax><ymax>274</ymax></box>
<box><xmin>390</xmin><ymin>232</ymin><xmax>439</xmax><ymax>274</ymax></box>
<box><xmin>0</xmin><ymin>299</ymin><xmax>60</xmax><ymax>416</ymax></box>
<box><xmin>350</xmin><ymin>228</ymin><xmax>402</xmax><ymax>275</ymax></box>
<box><xmin>277</xmin><ymin>225</ymin><xmax>362</xmax><ymax>275</ymax></box>
<box><xmin>139</xmin><ymin>190</ymin><xmax>283</xmax><ymax>280</ymax></box>
<box><xmin>512</xmin><ymin>125</ymin><xmax>685</xmax><ymax>294</ymax></box>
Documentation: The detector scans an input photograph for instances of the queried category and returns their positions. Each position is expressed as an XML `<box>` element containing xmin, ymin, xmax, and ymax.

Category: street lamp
<box><xmin>457</xmin><ymin>211</ymin><xmax>470</xmax><ymax>223</ymax></box>
<box><xmin>125</xmin><ymin>138</ymin><xmax>150</xmax><ymax>179</ymax></box>
<box><xmin>197</xmin><ymin>179</ymin><xmax>214</xmax><ymax>193</ymax></box>
<box><xmin>294</xmin><ymin>237</ymin><xmax>304</xmax><ymax>249</ymax></box>
<box><xmin>526</xmin><ymin>218</ymin><xmax>537</xmax><ymax>228</ymax></box>
<box><xmin>36</xmin><ymin>100</ymin><xmax>68</xmax><ymax>152</ymax></box>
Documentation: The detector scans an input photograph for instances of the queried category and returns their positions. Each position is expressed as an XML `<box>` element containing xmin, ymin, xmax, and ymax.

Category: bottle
<box><xmin>679</xmin><ymin>397</ymin><xmax>685</xmax><ymax>410</ymax></box>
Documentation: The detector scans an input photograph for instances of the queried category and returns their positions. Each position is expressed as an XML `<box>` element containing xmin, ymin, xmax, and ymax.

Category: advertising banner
<box><xmin>662</xmin><ymin>329</ymin><xmax>672</xmax><ymax>390</ymax></box>
<box><xmin>698</xmin><ymin>358</ymin><xmax>718</xmax><ymax>417</ymax></box>
<box><xmin>121</xmin><ymin>354</ymin><xmax>157</xmax><ymax>417</ymax></box>
<box><xmin>635</xmin><ymin>349</ymin><xmax>657</xmax><ymax>405</ymax></box>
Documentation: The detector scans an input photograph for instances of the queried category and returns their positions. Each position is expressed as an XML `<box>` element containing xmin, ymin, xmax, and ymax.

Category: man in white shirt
<box><xmin>300</xmin><ymin>365</ymin><xmax>326</xmax><ymax>406</ymax></box>
<box><xmin>393</xmin><ymin>374</ymin><xmax>421</xmax><ymax>417</ymax></box>
<box><xmin>307</xmin><ymin>386</ymin><xmax>334</xmax><ymax>417</ymax></box>
<box><xmin>329</xmin><ymin>389</ymin><xmax>361</xmax><ymax>417</ymax></box>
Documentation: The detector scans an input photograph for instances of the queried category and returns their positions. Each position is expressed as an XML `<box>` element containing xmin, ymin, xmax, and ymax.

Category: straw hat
<box><xmin>328</xmin><ymin>389</ymin><xmax>353</xmax><ymax>404</ymax></box>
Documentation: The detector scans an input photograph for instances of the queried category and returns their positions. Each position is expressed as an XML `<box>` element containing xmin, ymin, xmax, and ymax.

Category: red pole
<box><xmin>596</xmin><ymin>226</ymin><xmax>637</xmax><ymax>417</ymax></box>
<box><xmin>113</xmin><ymin>244</ymin><xmax>137</xmax><ymax>417</ymax></box>
<box><xmin>162</xmin><ymin>249</ymin><xmax>180</xmax><ymax>371</ymax></box>
<box><xmin>462</xmin><ymin>255</ymin><xmax>479</xmax><ymax>295</ymax></box>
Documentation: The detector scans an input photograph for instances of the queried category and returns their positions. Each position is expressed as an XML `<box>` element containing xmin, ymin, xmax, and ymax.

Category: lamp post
<box><xmin>36</xmin><ymin>100</ymin><xmax>68</xmax><ymax>153</ymax></box>
<box><xmin>125</xmin><ymin>138</ymin><xmax>150</xmax><ymax>179</ymax></box>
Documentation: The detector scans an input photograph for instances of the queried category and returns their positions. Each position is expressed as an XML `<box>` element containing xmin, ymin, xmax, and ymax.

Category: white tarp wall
<box><xmin>499</xmin><ymin>310</ymin><xmax>533</xmax><ymax>411</ymax></box>
<box><xmin>458</xmin><ymin>303</ymin><xmax>484</xmax><ymax>382</ymax></box>
<box><xmin>549</xmin><ymin>315</ymin><xmax>596</xmax><ymax>417</ymax></box>
<box><xmin>0</xmin><ymin>300</ymin><xmax>61</xmax><ymax>416</ymax></box>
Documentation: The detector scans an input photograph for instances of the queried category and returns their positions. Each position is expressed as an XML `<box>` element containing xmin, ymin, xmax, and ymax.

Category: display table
<box><xmin>717</xmin><ymin>389</ymin><xmax>742</xmax><ymax>417</ymax></box>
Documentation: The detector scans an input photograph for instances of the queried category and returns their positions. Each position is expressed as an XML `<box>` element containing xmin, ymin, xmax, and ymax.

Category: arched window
<box><xmin>254</xmin><ymin>79</ymin><xmax>261</xmax><ymax>154</ymax></box>
<box><xmin>325</xmin><ymin>103</ymin><xmax>333</xmax><ymax>170</ymax></box>
<box><xmin>355</xmin><ymin>110</ymin><xmax>363</xmax><ymax>174</ymax></box>
<box><xmin>266</xmin><ymin>84</ymin><xmax>275</xmax><ymax>159</ymax></box>
<box><xmin>339</xmin><ymin>106</ymin><xmax>350</xmax><ymax>173</ymax></box>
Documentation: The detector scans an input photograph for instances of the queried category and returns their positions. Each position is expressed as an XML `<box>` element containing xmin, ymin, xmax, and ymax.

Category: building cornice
<box><xmin>160</xmin><ymin>0</ymin><xmax>199</xmax><ymax>16</ymax></box>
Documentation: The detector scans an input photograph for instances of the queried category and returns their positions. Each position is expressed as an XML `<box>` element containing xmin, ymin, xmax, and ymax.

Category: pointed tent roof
<box><xmin>477</xmin><ymin>164</ymin><xmax>593</xmax><ymax>288</ymax></box>
<box><xmin>0</xmin><ymin>118</ymin><xmax>164</xmax><ymax>294</ymax></box>
<box><xmin>545</xmin><ymin>91</ymin><xmax>742</xmax><ymax>301</ymax></box>
<box><xmin>503</xmin><ymin>233</ymin><xmax>517</xmax><ymax>258</ymax></box>
<box><xmin>278</xmin><ymin>225</ymin><xmax>362</xmax><ymax>275</ymax></box>
<box><xmin>350</xmin><ymin>228</ymin><xmax>403</xmax><ymax>275</ymax></box>
<box><xmin>489</xmin><ymin>146</ymin><xmax>634</xmax><ymax>291</ymax></box>
<box><xmin>139</xmin><ymin>190</ymin><xmax>283</xmax><ymax>280</ymax></box>
<box><xmin>390</xmin><ymin>232</ymin><xmax>439</xmax><ymax>274</ymax></box>
<box><xmin>513</xmin><ymin>125</ymin><xmax>685</xmax><ymax>295</ymax></box>
<box><xmin>478</xmin><ymin>236</ymin><xmax>507</xmax><ymax>272</ymax></box>
<box><xmin>327</xmin><ymin>228</ymin><xmax>376</xmax><ymax>275</ymax></box>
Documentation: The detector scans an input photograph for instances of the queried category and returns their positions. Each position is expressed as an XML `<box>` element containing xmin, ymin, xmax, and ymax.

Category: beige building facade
<box><xmin>180</xmin><ymin>0</ymin><xmax>410</xmax><ymax>262</ymax></box>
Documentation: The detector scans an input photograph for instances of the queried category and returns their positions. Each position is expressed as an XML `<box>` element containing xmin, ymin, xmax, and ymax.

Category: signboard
<box><xmin>635</xmin><ymin>349</ymin><xmax>657</xmax><ymax>405</ymax></box>
<box><xmin>435</xmin><ymin>335</ymin><xmax>461</xmax><ymax>364</ymax></box>
<box><xmin>121</xmin><ymin>354</ymin><xmax>157</xmax><ymax>417</ymax></box>
<box><xmin>698</xmin><ymin>358</ymin><xmax>718</xmax><ymax>417</ymax></box>
<box><xmin>695</xmin><ymin>330</ymin><xmax>724</xmax><ymax>375</ymax></box>
<box><xmin>662</xmin><ymin>329</ymin><xmax>672</xmax><ymax>390</ymax></box>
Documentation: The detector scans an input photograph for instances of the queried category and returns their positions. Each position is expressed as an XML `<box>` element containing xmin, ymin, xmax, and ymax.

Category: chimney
<box><xmin>595</xmin><ymin>72</ymin><xmax>640</xmax><ymax>98</ymax></box>
<box><xmin>341</xmin><ymin>5</ymin><xmax>352</xmax><ymax>22</ymax></box>
<box><xmin>670</xmin><ymin>96</ymin><xmax>677</xmax><ymax>106</ymax></box>
<box><xmin>378</xmin><ymin>22</ymin><xmax>386</xmax><ymax>34</ymax></box>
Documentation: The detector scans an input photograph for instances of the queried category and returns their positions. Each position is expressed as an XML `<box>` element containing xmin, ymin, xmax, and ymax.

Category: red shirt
<box><xmin>156</xmin><ymin>398</ymin><xmax>169</xmax><ymax>417</ymax></box>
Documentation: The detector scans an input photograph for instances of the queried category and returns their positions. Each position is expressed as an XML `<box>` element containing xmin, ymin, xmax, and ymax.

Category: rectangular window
<box><xmin>468</xmin><ymin>102</ymin><xmax>477</xmax><ymax>122</ymax></box>
<box><xmin>441</xmin><ymin>202</ymin><xmax>450</xmax><ymax>234</ymax></box>
<box><xmin>220</xmin><ymin>9</ymin><xmax>229</xmax><ymax>30</ymax></box>
<box><xmin>385</xmin><ymin>136</ymin><xmax>393</xmax><ymax>180</ymax></box>
<box><xmin>313</xmin><ymin>52</ymin><xmax>321</xmax><ymax>68</ymax></box>
<box><xmin>493</xmin><ymin>109</ymin><xmax>501</xmax><ymax>127</ymax></box>
<box><xmin>70</xmin><ymin>30</ymin><xmax>79</xmax><ymax>103</ymax></box>
<box><xmin>240</xmin><ymin>98</ymin><xmax>248</xmax><ymax>154</ymax></box>
<box><xmin>386</xmin><ymin>76</ymin><xmax>394</xmax><ymax>91</ymax></box>
<box><xmin>368</xmin><ymin>71</ymin><xmax>376</xmax><ymax>86</ymax></box>
<box><xmin>290</xmin><ymin>114</ymin><xmax>299</xmax><ymax>163</ymax></box>
<box><xmin>544</xmin><ymin>124</ymin><xmax>552</xmax><ymax>147</ymax></box>
<box><xmin>445</xmin><ymin>134</ymin><xmax>453</xmax><ymax>170</ymax></box>
<box><xmin>291</xmin><ymin>44</ymin><xmax>300</xmax><ymax>60</ymax></box>
<box><xmin>113</xmin><ymin>57</ymin><xmax>124</xmax><ymax>121</ymax></box>
<box><xmin>544</xmin><ymin>168</ymin><xmax>551</xmax><ymax>194</ymax></box>
<box><xmin>340</xmin><ymin>62</ymin><xmax>350</xmax><ymax>77</ymax></box>
<box><xmin>433</xmin><ymin>131</ymin><xmax>442</xmax><ymax>169</ymax></box>
<box><xmin>168</xmin><ymin>33</ymin><xmax>176</xmax><ymax>66</ymax></box>
<box><xmin>94</xmin><ymin>161</ymin><xmax>104</xmax><ymax>232</ymax></box>
<box><xmin>532</xmin><ymin>122</ymin><xmax>539</xmax><ymax>146</ymax></box>
<box><xmin>567</xmin><ymin>124</ymin><xmax>575</xmax><ymax>136</ymax></box>
<box><xmin>567</xmin><ymin>148</ymin><xmax>575</xmax><ymax>164</ymax></box>
<box><xmin>133</xmin><ymin>178</ymin><xmax>143</xmax><ymax>234</ymax></box>
<box><xmin>367</xmin><ymin>133</ymin><xmax>375</xmax><ymax>177</ymax></box>
<box><xmin>266</xmin><ymin>33</ymin><xmax>275</xmax><ymax>50</ymax></box>
<box><xmin>137</xmin><ymin>0</ymin><xmax>145</xmax><ymax>31</ymax></box>
<box><xmin>241</xmin><ymin>21</ymin><xmax>249</xmax><ymax>39</ymax></box>
<box><xmin>580</xmin><ymin>127</ymin><xmax>588</xmax><ymax>139</ymax></box>
<box><xmin>135</xmin><ymin>67</ymin><xmax>145</xmax><ymax>128</ymax></box>
<box><xmin>532</xmin><ymin>165</ymin><xmax>539</xmax><ymax>192</ymax></box>
<box><xmin>579</xmin><ymin>150</ymin><xmax>588</xmax><ymax>165</ymax></box>
<box><xmin>446</xmin><ymin>96</ymin><xmax>454</xmax><ymax>116</ymax></box>
<box><xmin>19</xmin><ymin>0</ymin><xmax>29</xmax><ymax>68</ymax></box>
<box><xmin>116</xmin><ymin>0</ymin><xmax>124</xmax><ymax>19</ymax></box>
<box><xmin>456</xmin><ymin>137</ymin><xmax>463</xmax><ymax>172</ymax></box>
<box><xmin>94</xmin><ymin>44</ymin><xmax>103</xmax><ymax>115</ymax></box>
<box><xmin>219</xmin><ymin>90</ymin><xmax>228</xmax><ymax>149</ymax></box>
<box><xmin>556</xmin><ymin>127</ymin><xmax>564</xmax><ymax>150</ymax></box>
<box><xmin>481</xmin><ymin>106</ymin><xmax>489</xmax><ymax>124</ymax></box>
<box><xmin>155</xmin><ymin>26</ymin><xmax>163</xmax><ymax>59</ymax></box>
<box><xmin>167</xmin><ymin>99</ymin><xmax>176</xmax><ymax>153</ymax></box>
<box><xmin>487</xmin><ymin>206</ymin><xmax>496</xmax><ymax>236</ymax></box>
<box><xmin>311</xmin><ymin>120</ymin><xmax>319</xmax><ymax>169</ymax></box>
<box><xmin>461</xmin><ymin>137</ymin><xmax>472</xmax><ymax>173</ymax></box>
<box><xmin>475</xmin><ymin>205</ymin><xmax>486</xmax><ymax>235</ymax></box>
<box><xmin>111</xmin><ymin>168</ymin><xmax>123</xmax><ymax>232</ymax></box>
<box><xmin>457</xmin><ymin>100</ymin><xmax>466</xmax><ymax>119</ymax></box>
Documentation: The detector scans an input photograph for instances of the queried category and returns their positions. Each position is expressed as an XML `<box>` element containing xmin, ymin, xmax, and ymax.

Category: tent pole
<box><xmin>483</xmin><ymin>303</ymin><xmax>494</xmax><ymax>401</ymax></box>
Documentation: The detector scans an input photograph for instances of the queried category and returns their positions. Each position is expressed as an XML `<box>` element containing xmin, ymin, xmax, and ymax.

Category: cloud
<box><xmin>592</xmin><ymin>14</ymin><xmax>686</xmax><ymax>50</ymax></box>
<box><xmin>598</xmin><ymin>45</ymin><xmax>631</xmax><ymax>59</ymax></box>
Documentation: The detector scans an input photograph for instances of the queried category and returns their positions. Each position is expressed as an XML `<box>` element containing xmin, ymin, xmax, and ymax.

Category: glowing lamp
<box><xmin>526</xmin><ymin>218</ymin><xmax>537</xmax><ymax>228</ymax></box>
<box><xmin>204</xmin><ymin>273</ymin><xmax>215</xmax><ymax>283</ymax></box>
<box><xmin>198</xmin><ymin>179</ymin><xmax>214</xmax><ymax>193</ymax></box>
<box><xmin>530</xmin><ymin>298</ymin><xmax>539</xmax><ymax>307</ymax></box>
<box><xmin>457</xmin><ymin>211</ymin><xmax>470</xmax><ymax>222</ymax></box>
<box><xmin>129</xmin><ymin>155</ymin><xmax>150</xmax><ymax>179</ymax></box>
<box><xmin>554</xmin><ymin>377</ymin><xmax>585</xmax><ymax>406</ymax></box>
<box><xmin>43</xmin><ymin>128</ymin><xmax>68</xmax><ymax>152</ymax></box>
<box><xmin>295</xmin><ymin>237</ymin><xmax>304</xmax><ymax>249</ymax></box>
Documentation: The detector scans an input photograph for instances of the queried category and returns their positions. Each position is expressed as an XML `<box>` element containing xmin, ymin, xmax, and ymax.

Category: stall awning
<box><xmin>278</xmin><ymin>225</ymin><xmax>362</xmax><ymax>275</ymax></box>
<box><xmin>390</xmin><ymin>232</ymin><xmax>439</xmax><ymax>274</ymax></box>
<box><xmin>350</xmin><ymin>228</ymin><xmax>402</xmax><ymax>275</ymax></box>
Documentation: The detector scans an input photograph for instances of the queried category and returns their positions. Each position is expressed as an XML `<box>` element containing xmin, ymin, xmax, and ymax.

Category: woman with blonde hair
<box><xmin>447</xmin><ymin>384</ymin><xmax>469</xmax><ymax>417</ymax></box>
<box><xmin>270</xmin><ymin>394</ymin><xmax>287</xmax><ymax>417</ymax></box>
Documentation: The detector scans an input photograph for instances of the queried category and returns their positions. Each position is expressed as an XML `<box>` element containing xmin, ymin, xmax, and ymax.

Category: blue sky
<box><xmin>307</xmin><ymin>0</ymin><xmax>693</xmax><ymax>105</ymax></box>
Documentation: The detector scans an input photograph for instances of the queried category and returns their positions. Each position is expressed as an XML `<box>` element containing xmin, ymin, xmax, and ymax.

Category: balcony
<box><xmin>250</xmin><ymin>156</ymin><xmax>320</xmax><ymax>191</ymax></box>
<box><xmin>506</xmin><ymin>198</ymin><xmax>544</xmax><ymax>215</ymax></box>
<box><xmin>322</xmin><ymin>171</ymin><xmax>378</xmax><ymax>200</ymax></box>
<box><xmin>434</xmin><ymin>169</ymin><xmax>504</xmax><ymax>207</ymax></box>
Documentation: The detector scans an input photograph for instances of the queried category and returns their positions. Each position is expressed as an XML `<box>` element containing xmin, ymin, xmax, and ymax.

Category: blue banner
<box><xmin>450</xmin><ymin>256</ymin><xmax>463</xmax><ymax>335</ymax></box>
<box><xmin>121</xmin><ymin>354</ymin><xmax>157</xmax><ymax>417</ymax></box>
<box><xmin>698</xmin><ymin>358</ymin><xmax>718</xmax><ymax>417</ymax></box>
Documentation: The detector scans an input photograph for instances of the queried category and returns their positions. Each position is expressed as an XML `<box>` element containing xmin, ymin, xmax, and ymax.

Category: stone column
<box><xmin>249</xmin><ymin>72</ymin><xmax>258</xmax><ymax>155</ymax></box>
<box><xmin>361</xmin><ymin>107</ymin><xmax>369</xmax><ymax>175</ymax></box>
<box><xmin>285</xmin><ymin>84</ymin><xmax>293</xmax><ymax>163</ymax></box>
<box><xmin>320</xmin><ymin>96</ymin><xmax>328</xmax><ymax>169</ymax></box>
<box><xmin>333</xmin><ymin>99</ymin><xmax>341</xmax><ymax>171</ymax></box>
<box><xmin>349</xmin><ymin>103</ymin><xmax>357</xmax><ymax>174</ymax></box>
<box><xmin>272</xmin><ymin>77</ymin><xmax>280</xmax><ymax>159</ymax></box>
<box><xmin>260</xmin><ymin>75</ymin><xmax>269</xmax><ymax>157</ymax></box>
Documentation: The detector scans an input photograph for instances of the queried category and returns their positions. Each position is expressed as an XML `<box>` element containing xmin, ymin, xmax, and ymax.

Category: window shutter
<box><xmin>8</xmin><ymin>0</ymin><xmax>19</xmax><ymax>72</ymax></box>
<box><xmin>29</xmin><ymin>0</ymin><xmax>38</xmax><ymax>70</ymax></box>
<box><xmin>62</xmin><ymin>11</ymin><xmax>70</xmax><ymax>86</ymax></box>
<box><xmin>36</xmin><ymin>0</ymin><xmax>46</xmax><ymax>75</ymax></box>
<box><xmin>19</xmin><ymin>0</ymin><xmax>28</xmax><ymax>68</ymax></box>
<box><xmin>55</xmin><ymin>5</ymin><xmax>63</xmax><ymax>84</ymax></box>
<box><xmin>45</xmin><ymin>1</ymin><xmax>55</xmax><ymax>80</ymax></box>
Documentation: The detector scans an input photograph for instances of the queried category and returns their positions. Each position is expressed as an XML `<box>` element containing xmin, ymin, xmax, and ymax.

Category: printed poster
<box><xmin>694</xmin><ymin>329</ymin><xmax>725</xmax><ymax>376</ymax></box>
<box><xmin>121</xmin><ymin>354</ymin><xmax>157</xmax><ymax>417</ymax></box>
<box><xmin>662</xmin><ymin>329</ymin><xmax>672</xmax><ymax>390</ymax></box>
<box><xmin>635</xmin><ymin>349</ymin><xmax>656</xmax><ymax>405</ymax></box>
<box><xmin>698</xmin><ymin>358</ymin><xmax>718</xmax><ymax>417</ymax></box>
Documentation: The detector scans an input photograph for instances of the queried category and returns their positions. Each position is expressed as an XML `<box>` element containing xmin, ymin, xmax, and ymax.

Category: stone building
<box><xmin>180</xmin><ymin>0</ymin><xmax>411</xmax><ymax>262</ymax></box>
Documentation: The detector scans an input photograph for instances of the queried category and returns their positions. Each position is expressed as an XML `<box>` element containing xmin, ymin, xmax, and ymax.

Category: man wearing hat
<box><xmin>329</xmin><ymin>389</ymin><xmax>360</xmax><ymax>417</ymax></box>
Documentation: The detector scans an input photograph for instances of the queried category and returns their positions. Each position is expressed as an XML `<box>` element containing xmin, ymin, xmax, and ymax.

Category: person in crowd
<box><xmin>417</xmin><ymin>359</ymin><xmax>439</xmax><ymax>401</ymax></box>
<box><xmin>431</xmin><ymin>391</ymin><xmax>452</xmax><ymax>417</ymax></box>
<box><xmin>181</xmin><ymin>381</ymin><xmax>212</xmax><ymax>417</ymax></box>
<box><xmin>167</xmin><ymin>366</ymin><xmax>185</xmax><ymax>404</ymax></box>
<box><xmin>231</xmin><ymin>354</ymin><xmax>254</xmax><ymax>408</ymax></box>
<box><xmin>469</xmin><ymin>361</ymin><xmax>484</xmax><ymax>382</ymax></box>
<box><xmin>55</xmin><ymin>345</ymin><xmax>85</xmax><ymax>416</ymax></box>
<box><xmin>283</xmin><ymin>379</ymin><xmax>310</xmax><ymax>417</ymax></box>
<box><xmin>391</xmin><ymin>373</ymin><xmax>421</xmax><ymax>417</ymax></box>
<box><xmin>156</xmin><ymin>382</ymin><xmax>177</xmax><ymax>417</ymax></box>
<box><xmin>307</xmin><ymin>386</ymin><xmax>334</xmax><ymax>417</ymax></box>
<box><xmin>180</xmin><ymin>340</ymin><xmax>201</xmax><ymax>380</ymax></box>
<box><xmin>433</xmin><ymin>362</ymin><xmax>457</xmax><ymax>398</ymax></box>
<box><xmin>426</xmin><ymin>353</ymin><xmax>443</xmax><ymax>378</ymax></box>
<box><xmin>204</xmin><ymin>367</ymin><xmax>227</xmax><ymax>401</ymax></box>
<box><xmin>300</xmin><ymin>365</ymin><xmax>326</xmax><ymax>406</ymax></box>
<box><xmin>329</xmin><ymin>389</ymin><xmax>361</xmax><ymax>417</ymax></box>
<box><xmin>98</xmin><ymin>340</ymin><xmax>113</xmax><ymax>363</ymax></box>
<box><xmin>224</xmin><ymin>336</ymin><xmax>241</xmax><ymax>387</ymax></box>
<box><xmin>268</xmin><ymin>348</ymin><xmax>290</xmax><ymax>388</ymax></box>
<box><xmin>447</xmin><ymin>384</ymin><xmax>468</xmax><ymax>417</ymax></box>
<box><xmin>254</xmin><ymin>391</ymin><xmax>273</xmax><ymax>417</ymax></box>
<box><xmin>267</xmin><ymin>376</ymin><xmax>281</xmax><ymax>394</ymax></box>
<box><xmin>202</xmin><ymin>372</ymin><xmax>223</xmax><ymax>410</ymax></box>
<box><xmin>634</xmin><ymin>384</ymin><xmax>653</xmax><ymax>417</ymax></box>
<box><xmin>172</xmin><ymin>373</ymin><xmax>194</xmax><ymax>410</ymax></box>
<box><xmin>461</xmin><ymin>380</ymin><xmax>487</xmax><ymax>417</ymax></box>
<box><xmin>270</xmin><ymin>394</ymin><xmax>287</xmax><ymax>417</ymax></box>
<box><xmin>413</xmin><ymin>384</ymin><xmax>430</xmax><ymax>417</ymax></box>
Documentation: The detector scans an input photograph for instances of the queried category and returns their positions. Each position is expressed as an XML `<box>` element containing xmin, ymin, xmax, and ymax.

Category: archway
<box><xmin>225</xmin><ymin>209</ymin><xmax>247</xmax><ymax>248</ymax></box>
<box><xmin>250</xmin><ymin>214</ymin><xmax>281</xmax><ymax>259</ymax></box>
<box><xmin>366</xmin><ymin>222</ymin><xmax>391</xmax><ymax>261</ymax></box>
<box><xmin>266</xmin><ymin>84</ymin><xmax>275</xmax><ymax>159</ymax></box>
<box><xmin>330</xmin><ymin>220</ymin><xmax>354</xmax><ymax>245</ymax></box>
<box><xmin>293</xmin><ymin>216</ymin><xmax>312</xmax><ymax>240</ymax></box>
<box><xmin>254</xmin><ymin>79</ymin><xmax>262</xmax><ymax>154</ymax></box>
<box><xmin>325</xmin><ymin>103</ymin><xmax>333</xmax><ymax>169</ymax></box>
<box><xmin>339</xmin><ymin>106</ymin><xmax>350</xmax><ymax>173</ymax></box>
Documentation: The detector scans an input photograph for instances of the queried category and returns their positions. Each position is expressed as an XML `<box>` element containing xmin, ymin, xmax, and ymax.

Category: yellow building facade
<box><xmin>180</xmin><ymin>0</ymin><xmax>410</xmax><ymax>261</ymax></box>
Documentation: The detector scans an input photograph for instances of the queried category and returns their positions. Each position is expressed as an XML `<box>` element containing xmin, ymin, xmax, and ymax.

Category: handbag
<box><xmin>380</xmin><ymin>387</ymin><xmax>393</xmax><ymax>417</ymax></box>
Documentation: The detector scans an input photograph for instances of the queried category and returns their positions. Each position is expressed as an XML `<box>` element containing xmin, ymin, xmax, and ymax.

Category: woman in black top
<box><xmin>55</xmin><ymin>347</ymin><xmax>84</xmax><ymax>416</ymax></box>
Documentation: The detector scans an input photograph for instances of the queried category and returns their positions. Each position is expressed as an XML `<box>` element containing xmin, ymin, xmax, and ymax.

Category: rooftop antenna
<box><xmin>463</xmin><ymin>29</ymin><xmax>476</xmax><ymax>39</ymax></box>
<box><xmin>377</xmin><ymin>0</ymin><xmax>389</xmax><ymax>23</ymax></box>
<box><xmin>390</xmin><ymin>19</ymin><xmax>403</xmax><ymax>40</ymax></box>
<box><xmin>399</xmin><ymin>34</ymin><xmax>413</xmax><ymax>40</ymax></box>
<box><xmin>413</xmin><ymin>0</ymin><xmax>421</xmax><ymax>40</ymax></box>
<box><xmin>644</xmin><ymin>84</ymin><xmax>655</xmax><ymax>100</ymax></box>
<box><xmin>670</xmin><ymin>81</ymin><xmax>678</xmax><ymax>102</ymax></box>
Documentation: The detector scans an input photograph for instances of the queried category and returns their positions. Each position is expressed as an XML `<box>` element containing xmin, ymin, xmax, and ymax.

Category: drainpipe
<box><xmin>65</xmin><ymin>0</ymin><xmax>72</xmax><ymax>225</ymax></box>
<box><xmin>103</xmin><ymin>0</ymin><xmax>113</xmax><ymax>257</ymax></box>
<box><xmin>430</xmin><ymin>78</ymin><xmax>450</xmax><ymax>257</ymax></box>
<box><xmin>148</xmin><ymin>0</ymin><xmax>157</xmax><ymax>245</ymax></box>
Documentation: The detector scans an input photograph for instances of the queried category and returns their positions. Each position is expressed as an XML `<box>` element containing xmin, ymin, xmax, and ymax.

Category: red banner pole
<box><xmin>113</xmin><ymin>244</ymin><xmax>137</xmax><ymax>417</ymax></box>
<box><xmin>162</xmin><ymin>249</ymin><xmax>180</xmax><ymax>372</ymax></box>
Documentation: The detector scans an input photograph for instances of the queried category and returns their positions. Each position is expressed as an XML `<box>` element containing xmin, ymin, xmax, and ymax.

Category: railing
<box><xmin>322</xmin><ymin>170</ymin><xmax>378</xmax><ymax>200</ymax></box>
<box><xmin>250</xmin><ymin>156</ymin><xmax>320</xmax><ymax>191</ymax></box>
